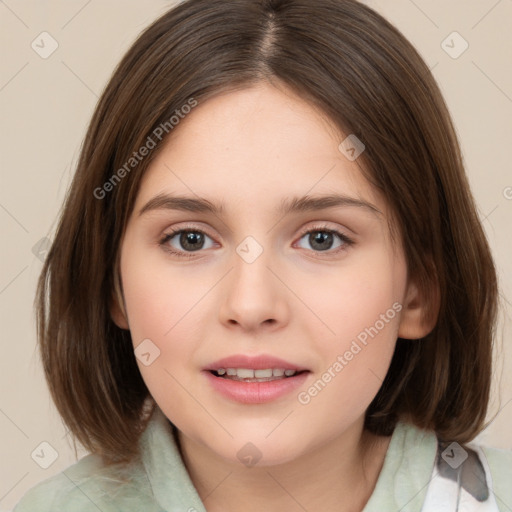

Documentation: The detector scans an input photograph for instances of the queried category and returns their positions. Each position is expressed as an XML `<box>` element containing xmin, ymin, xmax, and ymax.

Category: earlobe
<box><xmin>397</xmin><ymin>277</ymin><xmax>439</xmax><ymax>340</ymax></box>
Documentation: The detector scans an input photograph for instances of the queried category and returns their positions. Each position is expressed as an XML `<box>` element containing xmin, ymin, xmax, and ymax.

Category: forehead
<box><xmin>133</xmin><ymin>83</ymin><xmax>387</xmax><ymax>220</ymax></box>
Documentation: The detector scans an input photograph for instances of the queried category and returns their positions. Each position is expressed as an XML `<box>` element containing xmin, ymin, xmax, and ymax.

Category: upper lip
<box><xmin>204</xmin><ymin>354</ymin><xmax>309</xmax><ymax>372</ymax></box>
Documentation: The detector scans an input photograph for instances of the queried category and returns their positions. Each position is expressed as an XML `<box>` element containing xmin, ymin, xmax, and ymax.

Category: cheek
<box><xmin>297</xmin><ymin>242</ymin><xmax>405</xmax><ymax>353</ymax></box>
<box><xmin>294</xmin><ymin>247</ymin><xmax>405</xmax><ymax>414</ymax></box>
<box><xmin>334</xmin><ymin>268</ymin><xmax>402</xmax><ymax>360</ymax></box>
<box><xmin>120</xmin><ymin>244</ymin><xmax>212</xmax><ymax>412</ymax></box>
<box><xmin>121</xmin><ymin>242</ymin><xmax>206</xmax><ymax>343</ymax></box>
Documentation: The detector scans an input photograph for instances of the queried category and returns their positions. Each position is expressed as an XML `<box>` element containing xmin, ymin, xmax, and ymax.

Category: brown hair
<box><xmin>36</xmin><ymin>0</ymin><xmax>498</xmax><ymax>463</ymax></box>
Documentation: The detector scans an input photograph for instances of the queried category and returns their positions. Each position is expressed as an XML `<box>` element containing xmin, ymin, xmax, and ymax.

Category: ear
<box><xmin>109</xmin><ymin>258</ymin><xmax>130</xmax><ymax>330</ymax></box>
<box><xmin>109</xmin><ymin>289</ymin><xmax>130</xmax><ymax>330</ymax></box>
<box><xmin>397</xmin><ymin>275</ymin><xmax>440</xmax><ymax>340</ymax></box>
<box><xmin>109</xmin><ymin>269</ymin><xmax>130</xmax><ymax>330</ymax></box>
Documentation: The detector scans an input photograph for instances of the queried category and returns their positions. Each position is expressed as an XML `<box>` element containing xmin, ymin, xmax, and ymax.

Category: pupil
<box><xmin>181</xmin><ymin>231</ymin><xmax>204</xmax><ymax>251</ymax></box>
<box><xmin>311</xmin><ymin>231</ymin><xmax>333</xmax><ymax>251</ymax></box>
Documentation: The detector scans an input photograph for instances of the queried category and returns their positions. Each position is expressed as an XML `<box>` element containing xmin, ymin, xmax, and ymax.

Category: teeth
<box><xmin>214</xmin><ymin>368</ymin><xmax>298</xmax><ymax>379</ymax></box>
<box><xmin>254</xmin><ymin>369</ymin><xmax>272</xmax><ymax>378</ymax></box>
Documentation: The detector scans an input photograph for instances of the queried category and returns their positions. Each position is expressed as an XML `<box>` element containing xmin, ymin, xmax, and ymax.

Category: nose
<box><xmin>218</xmin><ymin>244</ymin><xmax>289</xmax><ymax>333</ymax></box>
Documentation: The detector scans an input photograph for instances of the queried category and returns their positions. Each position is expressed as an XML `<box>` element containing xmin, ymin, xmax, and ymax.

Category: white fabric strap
<box><xmin>421</xmin><ymin>442</ymin><xmax>500</xmax><ymax>512</ymax></box>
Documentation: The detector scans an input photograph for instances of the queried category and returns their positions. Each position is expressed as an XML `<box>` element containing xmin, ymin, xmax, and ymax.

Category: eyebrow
<box><xmin>138</xmin><ymin>192</ymin><xmax>382</xmax><ymax>218</ymax></box>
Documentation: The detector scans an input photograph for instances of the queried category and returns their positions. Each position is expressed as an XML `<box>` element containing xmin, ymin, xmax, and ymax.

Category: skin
<box><xmin>111</xmin><ymin>82</ymin><xmax>435</xmax><ymax>512</ymax></box>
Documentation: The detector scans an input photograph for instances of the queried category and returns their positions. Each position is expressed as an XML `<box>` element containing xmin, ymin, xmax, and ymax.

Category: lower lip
<box><xmin>203</xmin><ymin>371</ymin><xmax>310</xmax><ymax>404</ymax></box>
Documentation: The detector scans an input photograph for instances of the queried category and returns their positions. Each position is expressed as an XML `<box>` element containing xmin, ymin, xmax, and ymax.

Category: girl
<box><xmin>15</xmin><ymin>0</ymin><xmax>511</xmax><ymax>511</ymax></box>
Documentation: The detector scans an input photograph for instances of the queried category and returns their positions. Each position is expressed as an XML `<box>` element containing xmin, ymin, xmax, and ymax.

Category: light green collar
<box><xmin>363</xmin><ymin>420</ymin><xmax>437</xmax><ymax>511</ymax></box>
<box><xmin>140</xmin><ymin>408</ymin><xmax>437</xmax><ymax>512</ymax></box>
<box><xmin>140</xmin><ymin>407</ymin><xmax>207</xmax><ymax>511</ymax></box>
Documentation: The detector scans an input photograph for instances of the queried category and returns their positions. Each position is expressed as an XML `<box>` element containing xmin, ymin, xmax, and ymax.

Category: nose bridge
<box><xmin>219</xmin><ymin>234</ymin><xmax>288</xmax><ymax>330</ymax></box>
<box><xmin>231</xmin><ymin>234</ymin><xmax>276</xmax><ymax>302</ymax></box>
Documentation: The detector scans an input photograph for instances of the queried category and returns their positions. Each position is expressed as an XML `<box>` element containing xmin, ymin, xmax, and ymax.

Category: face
<box><xmin>113</xmin><ymin>82</ymin><xmax>424</xmax><ymax>467</ymax></box>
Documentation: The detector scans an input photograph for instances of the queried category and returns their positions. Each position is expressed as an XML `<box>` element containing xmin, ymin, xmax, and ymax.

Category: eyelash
<box><xmin>158</xmin><ymin>223</ymin><xmax>355</xmax><ymax>259</ymax></box>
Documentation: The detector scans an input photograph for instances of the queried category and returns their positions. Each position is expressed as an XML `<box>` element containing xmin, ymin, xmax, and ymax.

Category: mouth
<box><xmin>209</xmin><ymin>367</ymin><xmax>309</xmax><ymax>383</ymax></box>
<box><xmin>203</xmin><ymin>354</ymin><xmax>311</xmax><ymax>403</ymax></box>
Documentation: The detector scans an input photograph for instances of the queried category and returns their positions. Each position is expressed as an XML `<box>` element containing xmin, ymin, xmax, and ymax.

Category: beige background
<box><xmin>1</xmin><ymin>0</ymin><xmax>511</xmax><ymax>509</ymax></box>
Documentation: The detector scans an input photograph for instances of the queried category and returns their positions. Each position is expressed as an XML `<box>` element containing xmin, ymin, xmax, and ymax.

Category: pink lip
<box><xmin>203</xmin><ymin>370</ymin><xmax>310</xmax><ymax>404</ymax></box>
<box><xmin>204</xmin><ymin>354</ymin><xmax>308</xmax><ymax>372</ymax></box>
<box><xmin>203</xmin><ymin>354</ymin><xmax>311</xmax><ymax>404</ymax></box>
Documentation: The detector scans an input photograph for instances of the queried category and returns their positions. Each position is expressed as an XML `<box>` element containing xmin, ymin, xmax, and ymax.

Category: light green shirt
<box><xmin>14</xmin><ymin>407</ymin><xmax>512</xmax><ymax>511</ymax></box>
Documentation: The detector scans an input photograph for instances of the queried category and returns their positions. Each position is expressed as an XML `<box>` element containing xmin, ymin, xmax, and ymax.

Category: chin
<box><xmin>215</xmin><ymin>433</ymin><xmax>309</xmax><ymax>469</ymax></box>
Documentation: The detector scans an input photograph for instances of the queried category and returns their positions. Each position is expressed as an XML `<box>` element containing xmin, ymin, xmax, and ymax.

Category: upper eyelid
<box><xmin>162</xmin><ymin>221</ymin><xmax>350</xmax><ymax>237</ymax></box>
<box><xmin>162</xmin><ymin>222</ymin><xmax>353</xmax><ymax>246</ymax></box>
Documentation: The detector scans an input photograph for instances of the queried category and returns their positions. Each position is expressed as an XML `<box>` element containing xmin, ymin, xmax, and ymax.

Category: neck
<box><xmin>176</xmin><ymin>420</ymin><xmax>391</xmax><ymax>512</ymax></box>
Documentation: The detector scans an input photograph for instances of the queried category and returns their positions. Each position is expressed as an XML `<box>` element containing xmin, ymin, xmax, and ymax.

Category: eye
<box><xmin>159</xmin><ymin>226</ymin><xmax>216</xmax><ymax>258</ymax></box>
<box><xmin>295</xmin><ymin>224</ymin><xmax>354</xmax><ymax>255</ymax></box>
<box><xmin>158</xmin><ymin>223</ymin><xmax>354</xmax><ymax>259</ymax></box>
